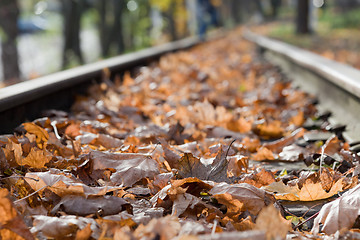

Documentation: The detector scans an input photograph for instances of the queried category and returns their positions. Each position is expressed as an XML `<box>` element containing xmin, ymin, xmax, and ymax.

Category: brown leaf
<box><xmin>134</xmin><ymin>216</ymin><xmax>181</xmax><ymax>240</ymax></box>
<box><xmin>51</xmin><ymin>195</ymin><xmax>132</xmax><ymax>216</ymax></box>
<box><xmin>23</xmin><ymin>122</ymin><xmax>49</xmax><ymax>149</ymax></box>
<box><xmin>31</xmin><ymin>215</ymin><xmax>100</xmax><ymax>239</ymax></box>
<box><xmin>290</xmin><ymin>111</ymin><xmax>305</xmax><ymax>127</ymax></box>
<box><xmin>75</xmin><ymin>223</ymin><xmax>92</xmax><ymax>240</ymax></box>
<box><xmin>177</xmin><ymin>148</ymin><xmax>230</xmax><ymax>183</ymax></box>
<box><xmin>312</xmin><ymin>184</ymin><xmax>360</xmax><ymax>235</ymax></box>
<box><xmin>0</xmin><ymin>189</ymin><xmax>34</xmax><ymax>240</ymax></box>
<box><xmin>264</xmin><ymin>177</ymin><xmax>345</xmax><ymax>201</ymax></box>
<box><xmin>3</xmin><ymin>138</ymin><xmax>23</xmax><ymax>167</ymax></box>
<box><xmin>323</xmin><ymin>135</ymin><xmax>342</xmax><ymax>156</ymax></box>
<box><xmin>209</xmin><ymin>182</ymin><xmax>274</xmax><ymax>216</ymax></box>
<box><xmin>263</xmin><ymin>128</ymin><xmax>305</xmax><ymax>153</ymax></box>
<box><xmin>255</xmin><ymin>205</ymin><xmax>291</xmax><ymax>240</ymax></box>
<box><xmin>252</xmin><ymin>121</ymin><xmax>284</xmax><ymax>140</ymax></box>
<box><xmin>251</xmin><ymin>147</ymin><xmax>275</xmax><ymax>161</ymax></box>
<box><xmin>241</xmin><ymin>168</ymin><xmax>275</xmax><ymax>188</ymax></box>
<box><xmin>19</xmin><ymin>148</ymin><xmax>51</xmax><ymax>168</ymax></box>
<box><xmin>25</xmin><ymin>171</ymin><xmax>121</xmax><ymax>197</ymax></box>
<box><xmin>90</xmin><ymin>151</ymin><xmax>160</xmax><ymax>187</ymax></box>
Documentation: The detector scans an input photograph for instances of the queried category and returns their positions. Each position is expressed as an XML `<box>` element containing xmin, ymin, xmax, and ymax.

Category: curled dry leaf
<box><xmin>23</xmin><ymin>122</ymin><xmax>49</xmax><ymax>149</ymax></box>
<box><xmin>25</xmin><ymin>171</ymin><xmax>122</xmax><ymax>197</ymax></box>
<box><xmin>263</xmin><ymin>128</ymin><xmax>305</xmax><ymax>153</ymax></box>
<box><xmin>19</xmin><ymin>148</ymin><xmax>51</xmax><ymax>168</ymax></box>
<box><xmin>312</xmin><ymin>184</ymin><xmax>360</xmax><ymax>235</ymax></box>
<box><xmin>264</xmin><ymin>176</ymin><xmax>345</xmax><ymax>201</ymax></box>
<box><xmin>209</xmin><ymin>182</ymin><xmax>274</xmax><ymax>216</ymax></box>
<box><xmin>90</xmin><ymin>151</ymin><xmax>160</xmax><ymax>187</ymax></box>
<box><xmin>51</xmin><ymin>195</ymin><xmax>132</xmax><ymax>216</ymax></box>
<box><xmin>31</xmin><ymin>215</ymin><xmax>100</xmax><ymax>239</ymax></box>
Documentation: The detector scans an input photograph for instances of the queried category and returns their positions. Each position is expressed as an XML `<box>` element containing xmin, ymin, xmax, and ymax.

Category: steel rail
<box><xmin>0</xmin><ymin>36</ymin><xmax>201</xmax><ymax>134</ymax></box>
<box><xmin>244</xmin><ymin>30</ymin><xmax>360</xmax><ymax>143</ymax></box>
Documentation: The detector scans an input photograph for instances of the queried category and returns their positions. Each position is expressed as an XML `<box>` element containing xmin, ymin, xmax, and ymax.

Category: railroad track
<box><xmin>0</xmin><ymin>35</ymin><xmax>200</xmax><ymax>134</ymax></box>
<box><xmin>1</xmin><ymin>29</ymin><xmax>360</xmax><ymax>238</ymax></box>
<box><xmin>244</xmin><ymin>30</ymin><xmax>360</xmax><ymax>144</ymax></box>
<box><xmin>3</xmin><ymin>30</ymin><xmax>359</xmax><ymax>142</ymax></box>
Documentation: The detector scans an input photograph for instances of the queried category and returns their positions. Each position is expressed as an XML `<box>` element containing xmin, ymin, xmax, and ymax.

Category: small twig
<box><xmin>13</xmin><ymin>185</ymin><xmax>48</xmax><ymax>204</ymax></box>
<box><xmin>0</xmin><ymin>175</ymin><xmax>39</xmax><ymax>182</ymax></box>
<box><xmin>225</xmin><ymin>139</ymin><xmax>237</xmax><ymax>159</ymax></box>
<box><xmin>293</xmin><ymin>211</ymin><xmax>319</xmax><ymax>230</ymax></box>
<box><xmin>319</xmin><ymin>146</ymin><xmax>325</xmax><ymax>175</ymax></box>
<box><xmin>149</xmin><ymin>142</ymin><xmax>160</xmax><ymax>155</ymax></box>
<box><xmin>300</xmin><ymin>202</ymin><xmax>324</xmax><ymax>219</ymax></box>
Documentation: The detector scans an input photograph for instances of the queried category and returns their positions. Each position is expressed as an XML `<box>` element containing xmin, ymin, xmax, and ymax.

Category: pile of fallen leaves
<box><xmin>1</xmin><ymin>31</ymin><xmax>360</xmax><ymax>240</ymax></box>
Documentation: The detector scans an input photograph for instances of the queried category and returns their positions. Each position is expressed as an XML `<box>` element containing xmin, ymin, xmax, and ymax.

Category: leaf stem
<box><xmin>293</xmin><ymin>211</ymin><xmax>319</xmax><ymax>230</ymax></box>
<box><xmin>13</xmin><ymin>185</ymin><xmax>48</xmax><ymax>204</ymax></box>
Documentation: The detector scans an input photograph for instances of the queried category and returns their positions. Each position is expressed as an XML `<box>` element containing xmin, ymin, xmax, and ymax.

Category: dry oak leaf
<box><xmin>23</xmin><ymin>122</ymin><xmax>49</xmax><ymax>149</ymax></box>
<box><xmin>312</xmin><ymin>183</ymin><xmax>360</xmax><ymax>235</ymax></box>
<box><xmin>90</xmin><ymin>151</ymin><xmax>160</xmax><ymax>187</ymax></box>
<box><xmin>31</xmin><ymin>215</ymin><xmax>100</xmax><ymax>239</ymax></box>
<box><xmin>25</xmin><ymin>171</ymin><xmax>121</xmax><ymax>197</ymax></box>
<box><xmin>209</xmin><ymin>182</ymin><xmax>274</xmax><ymax>216</ymax></box>
<box><xmin>0</xmin><ymin>188</ymin><xmax>34</xmax><ymax>240</ymax></box>
<box><xmin>19</xmin><ymin>148</ymin><xmax>51</xmax><ymax>168</ymax></box>
<box><xmin>263</xmin><ymin>177</ymin><xmax>345</xmax><ymax>201</ymax></box>
<box><xmin>3</xmin><ymin>138</ymin><xmax>23</xmax><ymax>167</ymax></box>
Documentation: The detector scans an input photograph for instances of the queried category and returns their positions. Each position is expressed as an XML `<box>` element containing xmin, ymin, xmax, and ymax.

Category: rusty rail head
<box><xmin>244</xmin><ymin>30</ymin><xmax>360</xmax><ymax>99</ymax></box>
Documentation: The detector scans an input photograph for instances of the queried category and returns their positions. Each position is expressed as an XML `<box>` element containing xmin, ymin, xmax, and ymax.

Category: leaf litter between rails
<box><xmin>0</xmin><ymin>29</ymin><xmax>360</xmax><ymax>239</ymax></box>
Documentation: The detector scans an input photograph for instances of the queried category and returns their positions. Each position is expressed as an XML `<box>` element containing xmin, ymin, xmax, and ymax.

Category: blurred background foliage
<box><xmin>0</xmin><ymin>0</ymin><xmax>360</xmax><ymax>86</ymax></box>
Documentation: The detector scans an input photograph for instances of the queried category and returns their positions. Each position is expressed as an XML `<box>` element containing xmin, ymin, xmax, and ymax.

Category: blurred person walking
<box><xmin>196</xmin><ymin>0</ymin><xmax>220</xmax><ymax>40</ymax></box>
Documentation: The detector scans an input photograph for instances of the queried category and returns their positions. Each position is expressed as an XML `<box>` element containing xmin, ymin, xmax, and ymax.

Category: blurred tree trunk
<box><xmin>0</xmin><ymin>0</ymin><xmax>20</xmax><ymax>82</ymax></box>
<box><xmin>62</xmin><ymin>0</ymin><xmax>85</xmax><ymax>69</ymax></box>
<box><xmin>270</xmin><ymin>0</ymin><xmax>282</xmax><ymax>19</ymax></box>
<box><xmin>111</xmin><ymin>0</ymin><xmax>125</xmax><ymax>54</ymax></box>
<box><xmin>254</xmin><ymin>0</ymin><xmax>265</xmax><ymax>20</ymax></box>
<box><xmin>97</xmin><ymin>0</ymin><xmax>126</xmax><ymax>57</ymax></box>
<box><xmin>296</xmin><ymin>0</ymin><xmax>310</xmax><ymax>34</ymax></box>
<box><xmin>98</xmin><ymin>1</ymin><xmax>108</xmax><ymax>57</ymax></box>
<box><xmin>230</xmin><ymin>0</ymin><xmax>243</xmax><ymax>24</ymax></box>
<box><xmin>164</xmin><ymin>1</ymin><xmax>178</xmax><ymax>41</ymax></box>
